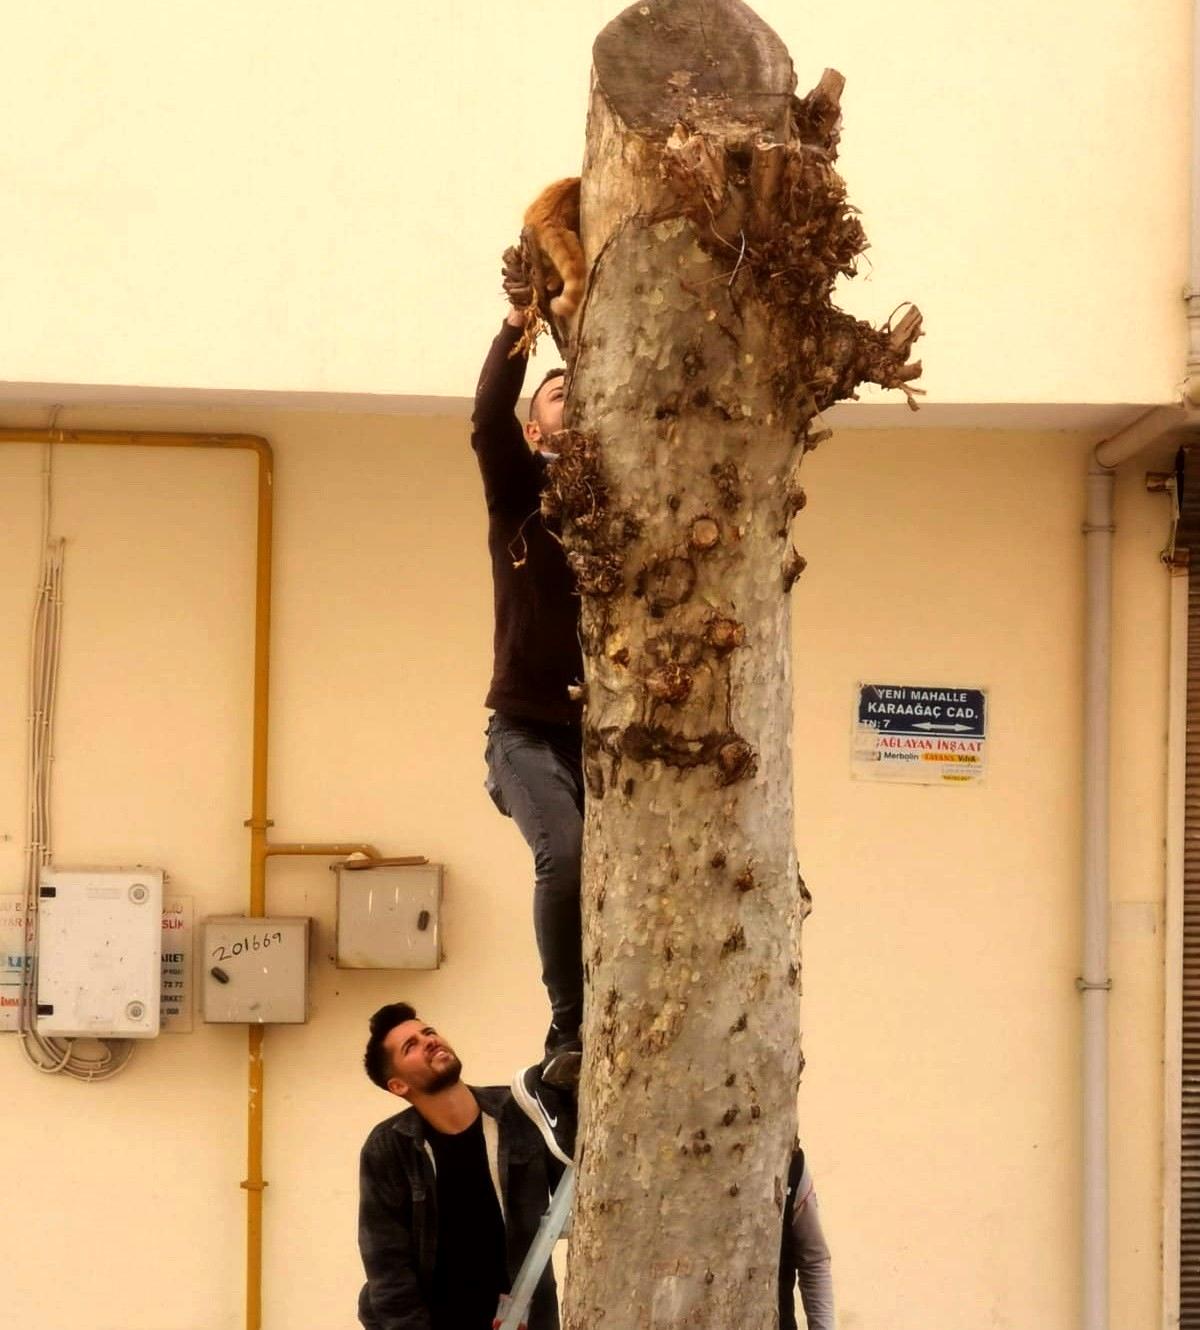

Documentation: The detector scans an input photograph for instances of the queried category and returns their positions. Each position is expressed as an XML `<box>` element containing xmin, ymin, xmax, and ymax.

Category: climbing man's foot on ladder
<box><xmin>512</xmin><ymin>1064</ymin><xmax>576</xmax><ymax>1165</ymax></box>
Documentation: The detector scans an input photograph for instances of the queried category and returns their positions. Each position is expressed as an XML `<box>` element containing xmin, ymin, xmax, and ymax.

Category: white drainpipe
<box><xmin>1187</xmin><ymin>0</ymin><xmax>1200</xmax><ymax>408</ymax></box>
<box><xmin>1080</xmin><ymin>458</ymin><xmax>1114</xmax><ymax>1330</ymax></box>
<box><xmin>1086</xmin><ymin>417</ymin><xmax>1197</xmax><ymax>1330</ymax></box>
<box><xmin>1082</xmin><ymin>2</ymin><xmax>1200</xmax><ymax>1317</ymax></box>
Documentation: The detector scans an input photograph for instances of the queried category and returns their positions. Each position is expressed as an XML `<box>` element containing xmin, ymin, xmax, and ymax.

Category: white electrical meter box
<box><xmin>202</xmin><ymin>916</ymin><xmax>310</xmax><ymax>1024</ymax></box>
<box><xmin>336</xmin><ymin>863</ymin><xmax>442</xmax><ymax>970</ymax></box>
<box><xmin>36</xmin><ymin>867</ymin><xmax>163</xmax><ymax>1039</ymax></box>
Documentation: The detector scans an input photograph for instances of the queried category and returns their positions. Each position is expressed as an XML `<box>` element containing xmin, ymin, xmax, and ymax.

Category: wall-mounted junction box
<box><xmin>202</xmin><ymin>916</ymin><xmax>310</xmax><ymax>1024</ymax></box>
<box><xmin>36</xmin><ymin>867</ymin><xmax>163</xmax><ymax>1039</ymax></box>
<box><xmin>336</xmin><ymin>862</ymin><xmax>442</xmax><ymax>969</ymax></box>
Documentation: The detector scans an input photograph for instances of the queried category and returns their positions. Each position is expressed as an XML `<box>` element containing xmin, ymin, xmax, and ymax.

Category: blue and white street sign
<box><xmin>853</xmin><ymin>684</ymin><xmax>988</xmax><ymax>784</ymax></box>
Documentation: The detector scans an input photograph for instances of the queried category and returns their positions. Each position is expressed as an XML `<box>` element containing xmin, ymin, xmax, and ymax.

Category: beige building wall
<box><xmin>0</xmin><ymin>0</ymin><xmax>1189</xmax><ymax>405</ymax></box>
<box><xmin>0</xmin><ymin>403</ymin><xmax>1171</xmax><ymax>1329</ymax></box>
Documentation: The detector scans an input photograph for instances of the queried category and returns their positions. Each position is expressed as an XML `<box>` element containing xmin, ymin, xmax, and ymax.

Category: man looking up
<box><xmin>473</xmin><ymin>292</ymin><xmax>583</xmax><ymax>1160</ymax></box>
<box><xmin>356</xmin><ymin>1002</ymin><xmax>561</xmax><ymax>1330</ymax></box>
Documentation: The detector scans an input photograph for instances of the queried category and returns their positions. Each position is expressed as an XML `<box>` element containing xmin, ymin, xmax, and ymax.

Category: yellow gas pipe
<box><xmin>0</xmin><ymin>426</ymin><xmax>379</xmax><ymax>1330</ymax></box>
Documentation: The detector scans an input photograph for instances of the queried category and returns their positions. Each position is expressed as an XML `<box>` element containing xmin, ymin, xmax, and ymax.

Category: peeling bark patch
<box><xmin>787</xmin><ymin>962</ymin><xmax>799</xmax><ymax>987</ymax></box>
<box><xmin>734</xmin><ymin>866</ymin><xmax>756</xmax><ymax>893</ymax></box>
<box><xmin>622</xmin><ymin>777</ymin><xmax>636</xmax><ymax>798</ymax></box>
<box><xmin>724</xmin><ymin>1072</ymin><xmax>736</xmax><ymax>1087</ymax></box>
<box><xmin>710</xmin><ymin>459</ymin><xmax>743</xmax><ymax>511</ymax></box>
<box><xmin>585</xmin><ymin>761</ymin><xmax>606</xmax><ymax>798</ymax></box>
<box><xmin>721</xmin><ymin>925</ymin><xmax>746</xmax><ymax>956</ymax></box>
<box><xmin>730</xmin><ymin>1013</ymin><xmax>747</xmax><ymax>1034</ymax></box>
<box><xmin>729</xmin><ymin>1183</ymin><xmax>740</xmax><ymax>1197</ymax></box>
<box><xmin>710</xmin><ymin>850</ymin><xmax>727</xmax><ymax>869</ymax></box>
<box><xmin>721</xmin><ymin>1106</ymin><xmax>739</xmax><ymax>1126</ymax></box>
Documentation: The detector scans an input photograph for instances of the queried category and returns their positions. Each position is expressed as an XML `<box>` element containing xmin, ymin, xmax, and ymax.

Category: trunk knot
<box><xmin>717</xmin><ymin>739</ymin><xmax>757</xmax><ymax>785</ymax></box>
<box><xmin>734</xmin><ymin>866</ymin><xmax>756</xmax><ymax>893</ymax></box>
<box><xmin>782</xmin><ymin>547</ymin><xmax>807</xmax><ymax>591</ymax></box>
<box><xmin>689</xmin><ymin>516</ymin><xmax>722</xmax><ymax>551</ymax></box>
<box><xmin>705</xmin><ymin>617</ymin><xmax>746</xmax><ymax>653</ymax></box>
<box><xmin>645</xmin><ymin>662</ymin><xmax>693</xmax><ymax>704</ymax></box>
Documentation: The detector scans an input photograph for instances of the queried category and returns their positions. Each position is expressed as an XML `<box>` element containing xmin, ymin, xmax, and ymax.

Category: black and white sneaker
<box><xmin>542</xmin><ymin>1041</ymin><xmax>582</xmax><ymax>1090</ymax></box>
<box><xmin>511</xmin><ymin>1064</ymin><xmax>576</xmax><ymax>1165</ymax></box>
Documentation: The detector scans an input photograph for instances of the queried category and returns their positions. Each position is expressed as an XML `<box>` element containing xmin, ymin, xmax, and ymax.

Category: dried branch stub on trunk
<box><xmin>660</xmin><ymin>66</ymin><xmax>923</xmax><ymax>411</ymax></box>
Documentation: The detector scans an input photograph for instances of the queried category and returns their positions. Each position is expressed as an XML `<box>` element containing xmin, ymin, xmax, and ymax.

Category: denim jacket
<box><xmin>357</xmin><ymin>1086</ymin><xmax>559</xmax><ymax>1330</ymax></box>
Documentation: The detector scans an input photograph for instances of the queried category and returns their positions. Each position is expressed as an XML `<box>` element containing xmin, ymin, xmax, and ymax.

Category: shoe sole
<box><xmin>511</xmin><ymin>1070</ymin><xmax>573</xmax><ymax>1167</ymax></box>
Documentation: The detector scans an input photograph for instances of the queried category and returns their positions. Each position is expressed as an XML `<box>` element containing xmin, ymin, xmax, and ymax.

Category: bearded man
<box><xmin>356</xmin><ymin>1003</ymin><xmax>560</xmax><ymax>1330</ymax></box>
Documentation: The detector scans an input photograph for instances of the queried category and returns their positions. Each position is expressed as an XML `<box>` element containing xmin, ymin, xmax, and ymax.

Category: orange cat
<box><xmin>525</xmin><ymin>177</ymin><xmax>584</xmax><ymax>318</ymax></box>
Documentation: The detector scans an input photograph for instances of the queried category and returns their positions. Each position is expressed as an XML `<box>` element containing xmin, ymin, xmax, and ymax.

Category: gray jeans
<box><xmin>484</xmin><ymin>712</ymin><xmax>584</xmax><ymax>1051</ymax></box>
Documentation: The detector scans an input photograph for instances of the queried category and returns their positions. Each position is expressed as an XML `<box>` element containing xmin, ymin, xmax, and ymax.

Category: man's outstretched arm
<box><xmin>471</xmin><ymin>310</ymin><xmax>542</xmax><ymax>511</ymax></box>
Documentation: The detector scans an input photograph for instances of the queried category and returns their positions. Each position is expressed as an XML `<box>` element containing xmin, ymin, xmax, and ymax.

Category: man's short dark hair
<box><xmin>528</xmin><ymin>367</ymin><xmax>565</xmax><ymax>422</ymax></box>
<box><xmin>364</xmin><ymin>1002</ymin><xmax>417</xmax><ymax>1090</ymax></box>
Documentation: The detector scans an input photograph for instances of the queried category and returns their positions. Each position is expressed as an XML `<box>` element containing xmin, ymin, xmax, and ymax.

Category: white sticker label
<box><xmin>159</xmin><ymin>896</ymin><xmax>194</xmax><ymax>1032</ymax></box>
<box><xmin>0</xmin><ymin>896</ymin><xmax>35</xmax><ymax>1032</ymax></box>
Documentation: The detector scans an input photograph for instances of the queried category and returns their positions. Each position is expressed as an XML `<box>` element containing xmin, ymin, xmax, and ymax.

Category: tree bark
<box><xmin>545</xmin><ymin>4</ymin><xmax>921</xmax><ymax>1327</ymax></box>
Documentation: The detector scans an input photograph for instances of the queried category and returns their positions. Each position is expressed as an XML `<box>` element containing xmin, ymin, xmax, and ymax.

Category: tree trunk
<box><xmin>546</xmin><ymin>4</ymin><xmax>921</xmax><ymax>1327</ymax></box>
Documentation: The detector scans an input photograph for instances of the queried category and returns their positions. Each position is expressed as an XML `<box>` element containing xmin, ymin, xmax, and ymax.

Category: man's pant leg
<box><xmin>485</xmin><ymin>714</ymin><xmax>584</xmax><ymax>1051</ymax></box>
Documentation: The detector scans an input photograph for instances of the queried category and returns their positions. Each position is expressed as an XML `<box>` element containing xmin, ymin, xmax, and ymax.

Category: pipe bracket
<box><xmin>1081</xmin><ymin>521</ymin><xmax>1116</xmax><ymax>535</ymax></box>
<box><xmin>240</xmin><ymin>1180</ymin><xmax>270</xmax><ymax>1192</ymax></box>
<box><xmin>1074</xmin><ymin>976</ymin><xmax>1113</xmax><ymax>992</ymax></box>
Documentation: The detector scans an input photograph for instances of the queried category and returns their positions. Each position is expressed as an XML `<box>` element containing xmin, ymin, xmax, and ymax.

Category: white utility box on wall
<box><xmin>36</xmin><ymin>867</ymin><xmax>163</xmax><ymax>1039</ymax></box>
<box><xmin>201</xmin><ymin>916</ymin><xmax>310</xmax><ymax>1024</ymax></box>
<box><xmin>336</xmin><ymin>862</ymin><xmax>442</xmax><ymax>969</ymax></box>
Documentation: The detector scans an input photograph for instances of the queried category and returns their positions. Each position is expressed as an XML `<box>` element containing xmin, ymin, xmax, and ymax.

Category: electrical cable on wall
<box><xmin>18</xmin><ymin>418</ymin><xmax>134</xmax><ymax>1080</ymax></box>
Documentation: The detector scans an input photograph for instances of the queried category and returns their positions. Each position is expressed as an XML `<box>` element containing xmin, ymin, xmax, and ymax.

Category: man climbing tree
<box><xmin>509</xmin><ymin>2</ymin><xmax>922</xmax><ymax>1327</ymax></box>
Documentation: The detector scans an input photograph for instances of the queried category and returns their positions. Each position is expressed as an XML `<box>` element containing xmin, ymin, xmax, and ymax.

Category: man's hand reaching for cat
<box><xmin>502</xmin><ymin>242</ymin><xmax>535</xmax><ymax>311</ymax></box>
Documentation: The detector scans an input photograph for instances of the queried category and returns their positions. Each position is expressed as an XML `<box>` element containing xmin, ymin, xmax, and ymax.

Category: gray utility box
<box><xmin>202</xmin><ymin>916</ymin><xmax>310</xmax><ymax>1024</ymax></box>
<box><xmin>336</xmin><ymin>862</ymin><xmax>442</xmax><ymax>970</ymax></box>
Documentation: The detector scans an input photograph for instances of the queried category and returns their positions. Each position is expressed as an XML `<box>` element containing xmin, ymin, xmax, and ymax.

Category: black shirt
<box><xmin>471</xmin><ymin>321</ymin><xmax>584</xmax><ymax>727</ymax></box>
<box><xmin>426</xmin><ymin>1112</ymin><xmax>509</xmax><ymax>1330</ymax></box>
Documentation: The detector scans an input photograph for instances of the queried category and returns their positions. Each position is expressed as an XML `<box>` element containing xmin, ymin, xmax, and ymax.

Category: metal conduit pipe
<box><xmin>0</xmin><ymin>427</ymin><xmax>380</xmax><ymax>1330</ymax></box>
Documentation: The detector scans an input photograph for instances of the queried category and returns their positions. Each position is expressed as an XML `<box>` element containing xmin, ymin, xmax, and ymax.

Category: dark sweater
<box><xmin>471</xmin><ymin>321</ymin><xmax>583</xmax><ymax>727</ymax></box>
